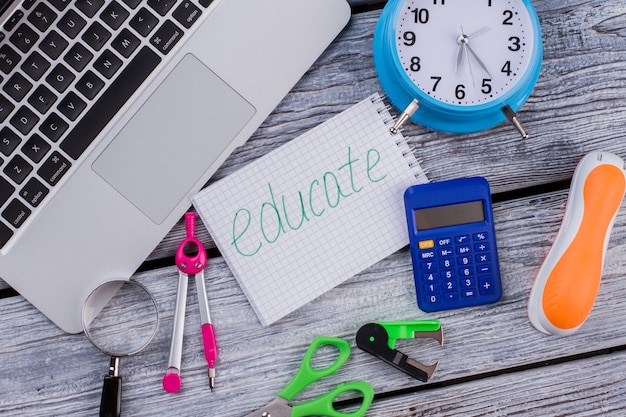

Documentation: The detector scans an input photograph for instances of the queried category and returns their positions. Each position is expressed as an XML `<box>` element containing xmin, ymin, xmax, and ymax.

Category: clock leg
<box><xmin>502</xmin><ymin>105</ymin><xmax>529</xmax><ymax>139</ymax></box>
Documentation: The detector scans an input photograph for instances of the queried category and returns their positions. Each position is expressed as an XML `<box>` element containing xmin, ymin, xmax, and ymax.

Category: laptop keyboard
<box><xmin>0</xmin><ymin>0</ymin><xmax>214</xmax><ymax>249</ymax></box>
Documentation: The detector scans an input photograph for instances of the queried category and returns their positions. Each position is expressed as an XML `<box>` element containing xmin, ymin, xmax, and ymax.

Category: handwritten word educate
<box><xmin>231</xmin><ymin>145</ymin><xmax>388</xmax><ymax>257</ymax></box>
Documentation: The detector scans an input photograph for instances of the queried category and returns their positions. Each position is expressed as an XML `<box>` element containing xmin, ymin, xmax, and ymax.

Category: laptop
<box><xmin>0</xmin><ymin>0</ymin><xmax>351</xmax><ymax>333</ymax></box>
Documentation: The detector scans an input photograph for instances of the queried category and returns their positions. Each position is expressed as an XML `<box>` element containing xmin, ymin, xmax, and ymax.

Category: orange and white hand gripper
<box><xmin>528</xmin><ymin>151</ymin><xmax>626</xmax><ymax>336</ymax></box>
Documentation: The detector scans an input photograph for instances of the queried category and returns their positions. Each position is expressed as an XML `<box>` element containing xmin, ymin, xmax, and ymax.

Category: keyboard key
<box><xmin>22</xmin><ymin>0</ymin><xmax>37</xmax><ymax>10</ymax></box>
<box><xmin>0</xmin><ymin>44</ymin><xmax>21</xmax><ymax>74</ymax></box>
<box><xmin>46</xmin><ymin>63</ymin><xmax>75</xmax><ymax>93</ymax></box>
<box><xmin>123</xmin><ymin>0</ymin><xmax>143</xmax><ymax>8</ymax></box>
<box><xmin>0</xmin><ymin>221</ymin><xmax>13</xmax><ymax>249</ymax></box>
<box><xmin>61</xmin><ymin>47</ymin><xmax>161</xmax><ymax>160</ymax></box>
<box><xmin>148</xmin><ymin>0</ymin><xmax>178</xmax><ymax>16</ymax></box>
<box><xmin>3</xmin><ymin>154</ymin><xmax>33</xmax><ymax>184</ymax></box>
<box><xmin>20</xmin><ymin>51</ymin><xmax>51</xmax><ymax>81</ymax></box>
<box><xmin>82</xmin><ymin>21</ymin><xmax>111</xmax><ymax>51</ymax></box>
<box><xmin>198</xmin><ymin>0</ymin><xmax>213</xmax><ymax>7</ymax></box>
<box><xmin>2</xmin><ymin>199</ymin><xmax>31</xmax><ymax>228</ymax></box>
<box><xmin>63</xmin><ymin>42</ymin><xmax>94</xmax><ymax>72</ymax></box>
<box><xmin>39</xmin><ymin>30</ymin><xmax>69</xmax><ymax>59</ymax></box>
<box><xmin>48</xmin><ymin>0</ymin><xmax>71</xmax><ymax>12</ymax></box>
<box><xmin>0</xmin><ymin>94</ymin><xmax>15</xmax><ymax>122</ymax></box>
<box><xmin>57</xmin><ymin>91</ymin><xmax>87</xmax><ymax>121</ymax></box>
<box><xmin>151</xmin><ymin>20</ymin><xmax>183</xmax><ymax>55</ymax></box>
<box><xmin>27</xmin><ymin>3</ymin><xmax>57</xmax><ymax>32</ymax></box>
<box><xmin>112</xmin><ymin>28</ymin><xmax>140</xmax><ymax>58</ymax></box>
<box><xmin>76</xmin><ymin>0</ymin><xmax>105</xmax><ymax>18</ymax></box>
<box><xmin>21</xmin><ymin>133</ymin><xmax>51</xmax><ymax>163</ymax></box>
<box><xmin>38</xmin><ymin>151</ymin><xmax>71</xmax><ymax>186</ymax></box>
<box><xmin>76</xmin><ymin>70</ymin><xmax>105</xmax><ymax>100</ymax></box>
<box><xmin>173</xmin><ymin>1</ymin><xmax>202</xmax><ymax>29</ymax></box>
<box><xmin>93</xmin><ymin>49</ymin><xmax>122</xmax><ymax>79</ymax></box>
<box><xmin>3</xmin><ymin>72</ymin><xmax>33</xmax><ymax>101</ymax></box>
<box><xmin>57</xmin><ymin>9</ymin><xmax>87</xmax><ymax>39</ymax></box>
<box><xmin>130</xmin><ymin>7</ymin><xmax>158</xmax><ymax>37</ymax></box>
<box><xmin>10</xmin><ymin>106</ymin><xmax>39</xmax><ymax>135</ymax></box>
<box><xmin>10</xmin><ymin>24</ymin><xmax>39</xmax><ymax>53</ymax></box>
<box><xmin>0</xmin><ymin>127</ymin><xmax>21</xmax><ymax>156</ymax></box>
<box><xmin>4</xmin><ymin>9</ymin><xmax>24</xmax><ymax>32</ymax></box>
<box><xmin>20</xmin><ymin>177</ymin><xmax>49</xmax><ymax>207</ymax></box>
<box><xmin>39</xmin><ymin>113</ymin><xmax>69</xmax><ymax>142</ymax></box>
<box><xmin>28</xmin><ymin>84</ymin><xmax>57</xmax><ymax>114</ymax></box>
<box><xmin>100</xmin><ymin>1</ymin><xmax>130</xmax><ymax>30</ymax></box>
<box><xmin>0</xmin><ymin>177</ymin><xmax>16</xmax><ymax>206</ymax></box>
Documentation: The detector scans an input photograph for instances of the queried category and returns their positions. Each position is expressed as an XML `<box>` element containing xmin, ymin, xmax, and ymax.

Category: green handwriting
<box><xmin>231</xmin><ymin>145</ymin><xmax>388</xmax><ymax>257</ymax></box>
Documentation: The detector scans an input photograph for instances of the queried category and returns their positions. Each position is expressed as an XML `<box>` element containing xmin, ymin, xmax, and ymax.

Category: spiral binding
<box><xmin>370</xmin><ymin>93</ymin><xmax>428</xmax><ymax>183</ymax></box>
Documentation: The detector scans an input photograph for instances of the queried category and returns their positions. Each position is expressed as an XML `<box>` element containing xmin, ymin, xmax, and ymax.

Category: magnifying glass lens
<box><xmin>83</xmin><ymin>280</ymin><xmax>159</xmax><ymax>356</ymax></box>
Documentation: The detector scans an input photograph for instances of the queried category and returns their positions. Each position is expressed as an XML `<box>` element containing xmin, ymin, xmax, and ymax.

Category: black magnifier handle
<box><xmin>100</xmin><ymin>357</ymin><xmax>122</xmax><ymax>417</ymax></box>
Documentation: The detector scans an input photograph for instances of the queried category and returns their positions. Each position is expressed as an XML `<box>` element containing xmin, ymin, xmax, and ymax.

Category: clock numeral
<box><xmin>411</xmin><ymin>8</ymin><xmax>429</xmax><ymax>24</ymax></box>
<box><xmin>481</xmin><ymin>79</ymin><xmax>492</xmax><ymax>94</ymax></box>
<box><xmin>508</xmin><ymin>36</ymin><xmax>521</xmax><ymax>51</ymax></box>
<box><xmin>403</xmin><ymin>31</ymin><xmax>416</xmax><ymax>46</ymax></box>
<box><xmin>431</xmin><ymin>76</ymin><xmax>441</xmax><ymax>91</ymax></box>
<box><xmin>501</xmin><ymin>61</ymin><xmax>512</xmax><ymax>76</ymax></box>
<box><xmin>503</xmin><ymin>10</ymin><xmax>514</xmax><ymax>25</ymax></box>
<box><xmin>410</xmin><ymin>56</ymin><xmax>422</xmax><ymax>72</ymax></box>
<box><xmin>432</xmin><ymin>0</ymin><xmax>445</xmax><ymax>4</ymax></box>
<box><xmin>455</xmin><ymin>84</ymin><xmax>465</xmax><ymax>100</ymax></box>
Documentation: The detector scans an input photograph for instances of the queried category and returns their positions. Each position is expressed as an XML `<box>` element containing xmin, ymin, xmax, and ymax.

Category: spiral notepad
<box><xmin>192</xmin><ymin>93</ymin><xmax>428</xmax><ymax>325</ymax></box>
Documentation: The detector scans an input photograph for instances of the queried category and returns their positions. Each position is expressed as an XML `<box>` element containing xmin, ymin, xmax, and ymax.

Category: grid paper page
<box><xmin>192</xmin><ymin>93</ymin><xmax>427</xmax><ymax>325</ymax></box>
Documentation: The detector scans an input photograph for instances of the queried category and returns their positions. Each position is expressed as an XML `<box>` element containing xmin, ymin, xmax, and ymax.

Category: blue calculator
<box><xmin>404</xmin><ymin>177</ymin><xmax>502</xmax><ymax>312</ymax></box>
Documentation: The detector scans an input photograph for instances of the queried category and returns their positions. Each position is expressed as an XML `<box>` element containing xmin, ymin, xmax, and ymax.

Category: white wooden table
<box><xmin>3</xmin><ymin>0</ymin><xmax>626</xmax><ymax>415</ymax></box>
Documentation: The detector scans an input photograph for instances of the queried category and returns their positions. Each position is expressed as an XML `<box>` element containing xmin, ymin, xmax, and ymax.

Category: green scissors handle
<box><xmin>291</xmin><ymin>381</ymin><xmax>374</xmax><ymax>417</ymax></box>
<box><xmin>277</xmin><ymin>336</ymin><xmax>374</xmax><ymax>416</ymax></box>
<box><xmin>278</xmin><ymin>336</ymin><xmax>351</xmax><ymax>400</ymax></box>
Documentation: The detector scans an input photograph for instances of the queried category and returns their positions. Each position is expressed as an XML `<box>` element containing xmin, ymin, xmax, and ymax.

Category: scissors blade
<box><xmin>243</xmin><ymin>398</ymin><xmax>292</xmax><ymax>417</ymax></box>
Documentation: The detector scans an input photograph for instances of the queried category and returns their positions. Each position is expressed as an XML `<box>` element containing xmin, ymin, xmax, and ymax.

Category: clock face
<box><xmin>395</xmin><ymin>0</ymin><xmax>537</xmax><ymax>106</ymax></box>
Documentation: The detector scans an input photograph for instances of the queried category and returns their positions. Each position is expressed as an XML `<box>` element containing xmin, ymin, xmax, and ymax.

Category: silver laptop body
<box><xmin>0</xmin><ymin>0</ymin><xmax>350</xmax><ymax>333</ymax></box>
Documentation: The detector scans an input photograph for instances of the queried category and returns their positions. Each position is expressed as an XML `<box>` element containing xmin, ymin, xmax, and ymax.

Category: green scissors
<box><xmin>244</xmin><ymin>336</ymin><xmax>374</xmax><ymax>417</ymax></box>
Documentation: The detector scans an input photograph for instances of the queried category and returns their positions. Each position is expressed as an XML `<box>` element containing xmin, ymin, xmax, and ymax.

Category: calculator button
<box><xmin>421</xmin><ymin>261</ymin><xmax>436</xmax><ymax>271</ymax></box>
<box><xmin>459</xmin><ymin>267</ymin><xmax>473</xmax><ymax>277</ymax></box>
<box><xmin>461</xmin><ymin>277</ymin><xmax>476</xmax><ymax>288</ymax></box>
<box><xmin>477</xmin><ymin>264</ymin><xmax>492</xmax><ymax>274</ymax></box>
<box><xmin>437</xmin><ymin>237</ymin><xmax>452</xmax><ymax>246</ymax></box>
<box><xmin>439</xmin><ymin>247</ymin><xmax>454</xmax><ymax>257</ymax></box>
<box><xmin>474</xmin><ymin>232</ymin><xmax>488</xmax><ymax>241</ymax></box>
<box><xmin>442</xmin><ymin>280</ymin><xmax>456</xmax><ymax>292</ymax></box>
<box><xmin>479</xmin><ymin>277</ymin><xmax>496</xmax><ymax>295</ymax></box>
<box><xmin>476</xmin><ymin>253</ymin><xmax>491</xmax><ymax>263</ymax></box>
<box><xmin>420</xmin><ymin>250</ymin><xmax>436</xmax><ymax>260</ymax></box>
<box><xmin>462</xmin><ymin>289</ymin><xmax>478</xmax><ymax>298</ymax></box>
<box><xmin>475</xmin><ymin>242</ymin><xmax>489</xmax><ymax>252</ymax></box>
<box><xmin>457</xmin><ymin>245</ymin><xmax>471</xmax><ymax>255</ymax></box>
<box><xmin>455</xmin><ymin>234</ymin><xmax>470</xmax><ymax>244</ymax></box>
<box><xmin>418</xmin><ymin>239</ymin><xmax>434</xmax><ymax>249</ymax></box>
<box><xmin>424</xmin><ymin>283</ymin><xmax>439</xmax><ymax>293</ymax></box>
<box><xmin>426</xmin><ymin>294</ymin><xmax>441</xmax><ymax>304</ymax></box>
<box><xmin>440</xmin><ymin>258</ymin><xmax>454</xmax><ymax>269</ymax></box>
<box><xmin>443</xmin><ymin>291</ymin><xmax>458</xmax><ymax>301</ymax></box>
<box><xmin>441</xmin><ymin>270</ymin><xmax>455</xmax><ymax>280</ymax></box>
<box><xmin>422</xmin><ymin>272</ymin><xmax>436</xmax><ymax>282</ymax></box>
<box><xmin>458</xmin><ymin>256</ymin><xmax>472</xmax><ymax>265</ymax></box>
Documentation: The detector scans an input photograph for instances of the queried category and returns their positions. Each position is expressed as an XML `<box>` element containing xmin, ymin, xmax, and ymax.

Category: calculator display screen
<box><xmin>413</xmin><ymin>200</ymin><xmax>485</xmax><ymax>230</ymax></box>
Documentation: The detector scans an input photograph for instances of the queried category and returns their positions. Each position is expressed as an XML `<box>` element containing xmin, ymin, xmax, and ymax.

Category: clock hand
<box><xmin>465</xmin><ymin>43</ymin><xmax>492</xmax><ymax>78</ymax></box>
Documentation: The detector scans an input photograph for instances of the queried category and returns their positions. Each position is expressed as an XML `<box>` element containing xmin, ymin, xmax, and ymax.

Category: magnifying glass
<box><xmin>82</xmin><ymin>280</ymin><xmax>160</xmax><ymax>417</ymax></box>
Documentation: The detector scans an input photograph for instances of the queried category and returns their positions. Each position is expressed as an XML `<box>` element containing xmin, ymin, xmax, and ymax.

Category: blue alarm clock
<box><xmin>374</xmin><ymin>0</ymin><xmax>543</xmax><ymax>137</ymax></box>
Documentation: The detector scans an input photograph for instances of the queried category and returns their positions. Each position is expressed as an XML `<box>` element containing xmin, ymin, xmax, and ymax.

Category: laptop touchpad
<box><xmin>93</xmin><ymin>54</ymin><xmax>256</xmax><ymax>224</ymax></box>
